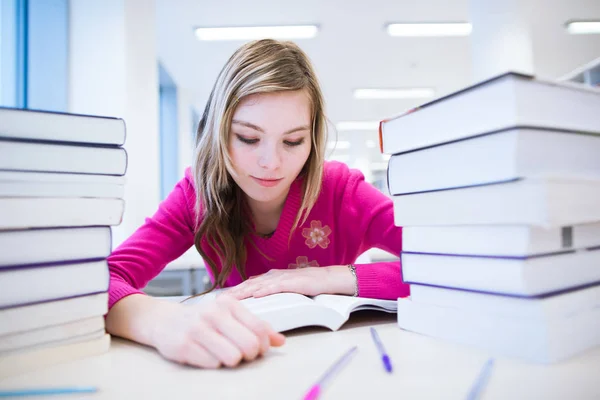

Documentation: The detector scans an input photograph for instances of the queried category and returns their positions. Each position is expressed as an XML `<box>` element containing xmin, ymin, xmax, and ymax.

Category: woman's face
<box><xmin>227</xmin><ymin>90</ymin><xmax>312</xmax><ymax>211</ymax></box>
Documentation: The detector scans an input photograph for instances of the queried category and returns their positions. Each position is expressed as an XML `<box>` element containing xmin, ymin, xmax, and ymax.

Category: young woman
<box><xmin>106</xmin><ymin>39</ymin><xmax>409</xmax><ymax>369</ymax></box>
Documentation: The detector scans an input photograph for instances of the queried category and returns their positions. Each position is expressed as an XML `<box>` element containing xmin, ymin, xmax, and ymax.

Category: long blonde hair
<box><xmin>192</xmin><ymin>39</ymin><xmax>327</xmax><ymax>293</ymax></box>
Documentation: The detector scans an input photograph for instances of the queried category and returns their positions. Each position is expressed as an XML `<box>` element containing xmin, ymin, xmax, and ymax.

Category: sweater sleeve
<box><xmin>334</xmin><ymin>163</ymin><xmax>410</xmax><ymax>300</ymax></box>
<box><xmin>107</xmin><ymin>170</ymin><xmax>197</xmax><ymax>309</ymax></box>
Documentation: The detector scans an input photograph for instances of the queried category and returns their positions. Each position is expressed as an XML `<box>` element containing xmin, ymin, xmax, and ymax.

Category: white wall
<box><xmin>68</xmin><ymin>0</ymin><xmax>160</xmax><ymax>246</ymax></box>
<box><xmin>176</xmin><ymin>87</ymin><xmax>196</xmax><ymax>176</ymax></box>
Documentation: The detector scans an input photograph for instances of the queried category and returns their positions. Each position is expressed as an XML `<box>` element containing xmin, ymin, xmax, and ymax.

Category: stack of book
<box><xmin>0</xmin><ymin>107</ymin><xmax>127</xmax><ymax>377</ymax></box>
<box><xmin>380</xmin><ymin>72</ymin><xmax>600</xmax><ymax>363</ymax></box>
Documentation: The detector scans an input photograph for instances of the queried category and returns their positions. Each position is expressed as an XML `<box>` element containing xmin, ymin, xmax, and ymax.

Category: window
<box><xmin>0</xmin><ymin>0</ymin><xmax>26</xmax><ymax>108</ymax></box>
<box><xmin>0</xmin><ymin>0</ymin><xmax>67</xmax><ymax>110</ymax></box>
<box><xmin>27</xmin><ymin>0</ymin><xmax>68</xmax><ymax>111</ymax></box>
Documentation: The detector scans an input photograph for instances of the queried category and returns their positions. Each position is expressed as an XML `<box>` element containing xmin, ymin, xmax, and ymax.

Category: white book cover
<box><xmin>0</xmin><ymin>197</ymin><xmax>124</xmax><ymax>229</ymax></box>
<box><xmin>396</xmin><ymin>297</ymin><xmax>600</xmax><ymax>364</ymax></box>
<box><xmin>380</xmin><ymin>72</ymin><xmax>600</xmax><ymax>154</ymax></box>
<box><xmin>402</xmin><ymin>249</ymin><xmax>600</xmax><ymax>296</ymax></box>
<box><xmin>0</xmin><ymin>316</ymin><xmax>105</xmax><ymax>354</ymax></box>
<box><xmin>392</xmin><ymin>179</ymin><xmax>600</xmax><ymax>227</ymax></box>
<box><xmin>409</xmin><ymin>282</ymin><xmax>600</xmax><ymax>321</ymax></box>
<box><xmin>0</xmin><ymin>292</ymin><xmax>108</xmax><ymax>337</ymax></box>
<box><xmin>0</xmin><ymin>107</ymin><xmax>125</xmax><ymax>145</ymax></box>
<box><xmin>0</xmin><ymin>227</ymin><xmax>112</xmax><ymax>267</ymax></box>
<box><xmin>0</xmin><ymin>260</ymin><xmax>109</xmax><ymax>308</ymax></box>
<box><xmin>402</xmin><ymin>223</ymin><xmax>600</xmax><ymax>257</ymax></box>
<box><xmin>387</xmin><ymin>127</ymin><xmax>600</xmax><ymax>195</ymax></box>
<box><xmin>0</xmin><ymin>140</ymin><xmax>127</xmax><ymax>175</ymax></box>
<box><xmin>0</xmin><ymin>171</ymin><xmax>126</xmax><ymax>198</ymax></box>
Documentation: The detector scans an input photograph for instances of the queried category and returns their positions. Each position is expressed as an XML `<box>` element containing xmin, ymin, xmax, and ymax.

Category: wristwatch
<box><xmin>348</xmin><ymin>264</ymin><xmax>359</xmax><ymax>297</ymax></box>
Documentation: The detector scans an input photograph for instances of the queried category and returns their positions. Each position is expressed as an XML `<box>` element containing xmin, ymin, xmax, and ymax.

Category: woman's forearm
<box><xmin>105</xmin><ymin>294</ymin><xmax>178</xmax><ymax>348</ymax></box>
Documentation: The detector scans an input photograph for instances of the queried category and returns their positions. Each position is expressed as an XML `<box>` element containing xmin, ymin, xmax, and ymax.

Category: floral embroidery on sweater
<box><xmin>288</xmin><ymin>256</ymin><xmax>319</xmax><ymax>269</ymax></box>
<box><xmin>302</xmin><ymin>220</ymin><xmax>332</xmax><ymax>249</ymax></box>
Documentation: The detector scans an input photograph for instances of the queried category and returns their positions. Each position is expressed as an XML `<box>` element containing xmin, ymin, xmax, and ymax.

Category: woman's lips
<box><xmin>251</xmin><ymin>176</ymin><xmax>284</xmax><ymax>187</ymax></box>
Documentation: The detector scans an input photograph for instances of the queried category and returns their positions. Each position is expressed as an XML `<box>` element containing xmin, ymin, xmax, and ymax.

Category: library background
<box><xmin>1</xmin><ymin>0</ymin><xmax>599</xmax><ymax>297</ymax></box>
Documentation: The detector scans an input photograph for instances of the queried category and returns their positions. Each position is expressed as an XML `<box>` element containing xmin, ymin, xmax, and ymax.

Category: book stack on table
<box><xmin>0</xmin><ymin>108</ymin><xmax>128</xmax><ymax>377</ymax></box>
<box><xmin>379</xmin><ymin>72</ymin><xmax>600</xmax><ymax>363</ymax></box>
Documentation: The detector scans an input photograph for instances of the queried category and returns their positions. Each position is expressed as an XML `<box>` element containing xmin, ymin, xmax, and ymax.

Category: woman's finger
<box><xmin>193</xmin><ymin>320</ymin><xmax>244</xmax><ymax>367</ymax></box>
<box><xmin>228</xmin><ymin>282</ymin><xmax>258</xmax><ymax>300</ymax></box>
<box><xmin>182</xmin><ymin>341</ymin><xmax>221</xmax><ymax>369</ymax></box>
<box><xmin>215</xmin><ymin>316</ymin><xmax>262</xmax><ymax>361</ymax></box>
<box><xmin>227</xmin><ymin>296</ymin><xmax>286</xmax><ymax>349</ymax></box>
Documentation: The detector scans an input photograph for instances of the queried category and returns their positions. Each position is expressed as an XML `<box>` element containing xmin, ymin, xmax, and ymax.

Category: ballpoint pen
<box><xmin>465</xmin><ymin>358</ymin><xmax>495</xmax><ymax>400</ymax></box>
<box><xmin>303</xmin><ymin>346</ymin><xmax>358</xmax><ymax>400</ymax></box>
<box><xmin>0</xmin><ymin>386</ymin><xmax>98</xmax><ymax>398</ymax></box>
<box><xmin>370</xmin><ymin>327</ymin><xmax>393</xmax><ymax>373</ymax></box>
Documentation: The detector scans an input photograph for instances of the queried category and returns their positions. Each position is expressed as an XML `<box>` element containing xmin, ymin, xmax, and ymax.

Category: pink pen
<box><xmin>303</xmin><ymin>346</ymin><xmax>358</xmax><ymax>400</ymax></box>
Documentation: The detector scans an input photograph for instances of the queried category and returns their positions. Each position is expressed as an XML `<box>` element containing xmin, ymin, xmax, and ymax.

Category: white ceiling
<box><xmin>156</xmin><ymin>0</ymin><xmax>600</xmax><ymax>169</ymax></box>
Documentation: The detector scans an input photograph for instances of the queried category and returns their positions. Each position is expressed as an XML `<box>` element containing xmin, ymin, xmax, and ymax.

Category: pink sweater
<box><xmin>107</xmin><ymin>161</ymin><xmax>409</xmax><ymax>309</ymax></box>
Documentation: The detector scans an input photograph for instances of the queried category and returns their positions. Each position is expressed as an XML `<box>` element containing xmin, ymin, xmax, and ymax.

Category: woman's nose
<box><xmin>257</xmin><ymin>144</ymin><xmax>281</xmax><ymax>170</ymax></box>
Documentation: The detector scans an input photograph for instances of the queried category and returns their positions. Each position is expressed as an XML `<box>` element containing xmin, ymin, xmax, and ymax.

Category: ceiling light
<box><xmin>194</xmin><ymin>25</ymin><xmax>319</xmax><ymax>41</ymax></box>
<box><xmin>327</xmin><ymin>141</ymin><xmax>351</xmax><ymax>149</ymax></box>
<box><xmin>386</xmin><ymin>23</ymin><xmax>472</xmax><ymax>37</ymax></box>
<box><xmin>354</xmin><ymin>88</ymin><xmax>435</xmax><ymax>99</ymax></box>
<box><xmin>566</xmin><ymin>21</ymin><xmax>600</xmax><ymax>34</ymax></box>
<box><xmin>336</xmin><ymin>121</ymin><xmax>380</xmax><ymax>131</ymax></box>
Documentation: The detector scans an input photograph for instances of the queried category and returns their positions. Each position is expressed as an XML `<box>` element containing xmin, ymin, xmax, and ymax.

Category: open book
<box><xmin>179</xmin><ymin>292</ymin><xmax>398</xmax><ymax>332</ymax></box>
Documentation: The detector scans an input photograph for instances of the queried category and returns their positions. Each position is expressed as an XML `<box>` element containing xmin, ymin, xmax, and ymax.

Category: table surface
<box><xmin>1</xmin><ymin>312</ymin><xmax>599</xmax><ymax>400</ymax></box>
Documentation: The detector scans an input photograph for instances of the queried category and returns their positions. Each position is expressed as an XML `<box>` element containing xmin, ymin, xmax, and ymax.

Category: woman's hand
<box><xmin>226</xmin><ymin>266</ymin><xmax>356</xmax><ymax>300</ymax></box>
<box><xmin>150</xmin><ymin>294</ymin><xmax>285</xmax><ymax>368</ymax></box>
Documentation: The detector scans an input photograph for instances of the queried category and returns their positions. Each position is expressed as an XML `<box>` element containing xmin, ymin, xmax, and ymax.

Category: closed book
<box><xmin>0</xmin><ymin>259</ymin><xmax>109</xmax><ymax>308</ymax></box>
<box><xmin>409</xmin><ymin>282</ymin><xmax>600</xmax><ymax>321</ymax></box>
<box><xmin>401</xmin><ymin>249</ymin><xmax>600</xmax><ymax>296</ymax></box>
<box><xmin>392</xmin><ymin>179</ymin><xmax>600</xmax><ymax>227</ymax></box>
<box><xmin>0</xmin><ymin>333</ymin><xmax>110</xmax><ymax>378</ymax></box>
<box><xmin>0</xmin><ymin>107</ymin><xmax>125</xmax><ymax>145</ymax></box>
<box><xmin>0</xmin><ymin>140</ymin><xmax>127</xmax><ymax>176</ymax></box>
<box><xmin>387</xmin><ymin>127</ymin><xmax>600</xmax><ymax>195</ymax></box>
<box><xmin>396</xmin><ymin>297</ymin><xmax>600</xmax><ymax>363</ymax></box>
<box><xmin>0</xmin><ymin>316</ymin><xmax>105</xmax><ymax>354</ymax></box>
<box><xmin>0</xmin><ymin>197</ymin><xmax>124</xmax><ymax>229</ymax></box>
<box><xmin>402</xmin><ymin>223</ymin><xmax>600</xmax><ymax>257</ymax></box>
<box><xmin>0</xmin><ymin>171</ymin><xmax>125</xmax><ymax>198</ymax></box>
<box><xmin>380</xmin><ymin>72</ymin><xmax>600</xmax><ymax>154</ymax></box>
<box><xmin>0</xmin><ymin>292</ymin><xmax>108</xmax><ymax>336</ymax></box>
<box><xmin>0</xmin><ymin>227</ymin><xmax>112</xmax><ymax>267</ymax></box>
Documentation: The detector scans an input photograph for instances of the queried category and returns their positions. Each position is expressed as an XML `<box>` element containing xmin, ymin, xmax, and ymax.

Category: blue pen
<box><xmin>0</xmin><ymin>386</ymin><xmax>98</xmax><ymax>398</ymax></box>
<box><xmin>370</xmin><ymin>327</ymin><xmax>393</xmax><ymax>373</ymax></box>
<box><xmin>465</xmin><ymin>358</ymin><xmax>495</xmax><ymax>400</ymax></box>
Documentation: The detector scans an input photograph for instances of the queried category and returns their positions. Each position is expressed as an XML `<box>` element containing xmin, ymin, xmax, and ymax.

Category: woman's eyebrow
<box><xmin>232</xmin><ymin>119</ymin><xmax>310</xmax><ymax>135</ymax></box>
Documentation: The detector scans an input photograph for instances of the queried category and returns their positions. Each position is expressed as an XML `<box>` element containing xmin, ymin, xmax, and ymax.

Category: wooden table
<box><xmin>1</xmin><ymin>312</ymin><xmax>599</xmax><ymax>399</ymax></box>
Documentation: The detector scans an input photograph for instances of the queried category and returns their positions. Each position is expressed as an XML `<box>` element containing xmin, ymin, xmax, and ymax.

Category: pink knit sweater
<box><xmin>107</xmin><ymin>161</ymin><xmax>409</xmax><ymax>309</ymax></box>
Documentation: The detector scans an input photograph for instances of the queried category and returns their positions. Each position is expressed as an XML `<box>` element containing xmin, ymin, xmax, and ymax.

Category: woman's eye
<box><xmin>236</xmin><ymin>135</ymin><xmax>259</xmax><ymax>145</ymax></box>
<box><xmin>284</xmin><ymin>139</ymin><xmax>305</xmax><ymax>147</ymax></box>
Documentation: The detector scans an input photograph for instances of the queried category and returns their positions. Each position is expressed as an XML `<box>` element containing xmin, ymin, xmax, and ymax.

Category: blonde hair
<box><xmin>192</xmin><ymin>39</ymin><xmax>327</xmax><ymax>293</ymax></box>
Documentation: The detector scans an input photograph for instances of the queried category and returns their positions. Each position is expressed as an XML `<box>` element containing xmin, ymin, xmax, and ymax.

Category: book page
<box><xmin>313</xmin><ymin>295</ymin><xmax>398</xmax><ymax>320</ymax></box>
<box><xmin>176</xmin><ymin>291</ymin><xmax>314</xmax><ymax>311</ymax></box>
<box><xmin>240</xmin><ymin>293</ymin><xmax>315</xmax><ymax>314</ymax></box>
<box><xmin>243</xmin><ymin>293</ymin><xmax>345</xmax><ymax>332</ymax></box>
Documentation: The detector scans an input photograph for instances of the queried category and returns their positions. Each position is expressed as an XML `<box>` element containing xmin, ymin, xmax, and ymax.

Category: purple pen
<box><xmin>370</xmin><ymin>327</ymin><xmax>393</xmax><ymax>373</ymax></box>
<box><xmin>303</xmin><ymin>346</ymin><xmax>358</xmax><ymax>400</ymax></box>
